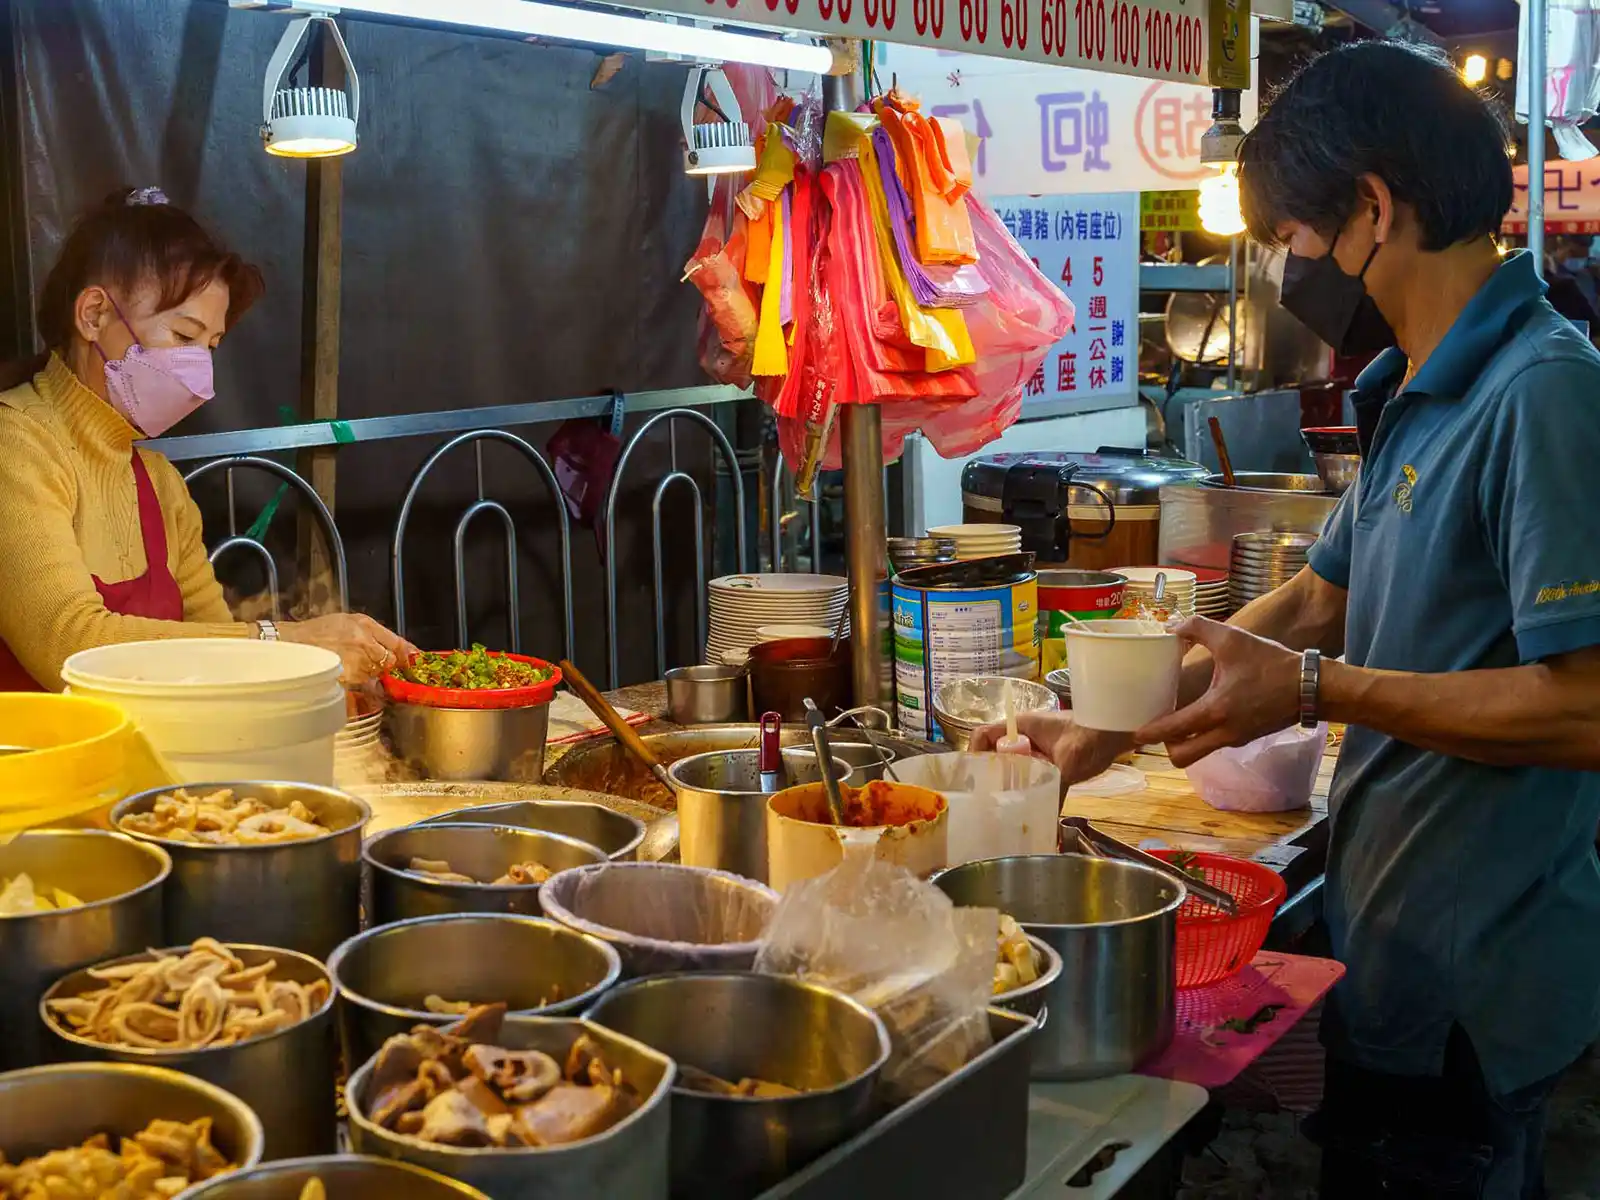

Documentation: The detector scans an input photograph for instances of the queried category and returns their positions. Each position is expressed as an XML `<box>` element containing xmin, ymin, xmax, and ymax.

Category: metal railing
<box><xmin>769</xmin><ymin>454</ymin><xmax>824</xmax><ymax>574</ymax></box>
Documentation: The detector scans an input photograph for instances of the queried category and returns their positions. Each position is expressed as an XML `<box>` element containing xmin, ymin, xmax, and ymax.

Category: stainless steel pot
<box><xmin>417</xmin><ymin>799</ymin><xmax>646</xmax><ymax>860</ymax></box>
<box><xmin>665</xmin><ymin>665</ymin><xmax>750</xmax><ymax>725</ymax></box>
<box><xmin>40</xmin><ymin>943</ymin><xmax>338</xmax><ymax>1159</ymax></box>
<box><xmin>0</xmin><ymin>830</ymin><xmax>169</xmax><ymax>1071</ymax></box>
<box><xmin>540</xmin><ymin>862</ymin><xmax>778</xmax><ymax>977</ymax></box>
<box><xmin>185</xmin><ymin>1155</ymin><xmax>491</xmax><ymax>1199</ymax></box>
<box><xmin>325</xmin><ymin>913</ymin><xmax>623</xmax><ymax>1071</ymax></box>
<box><xmin>364</xmin><ymin>823</ymin><xmax>607</xmax><ymax>925</ymax></box>
<box><xmin>668</xmin><ymin>749</ymin><xmax>853</xmax><ymax>882</ymax></box>
<box><xmin>346</xmin><ymin>1016</ymin><xmax>674</xmax><ymax>1200</ymax></box>
<box><xmin>387</xmin><ymin>701</ymin><xmax>550</xmax><ymax>783</ymax></box>
<box><xmin>933</xmin><ymin>854</ymin><xmax>1184</xmax><ymax>1080</ymax></box>
<box><xmin>779</xmin><ymin>740</ymin><xmax>913</xmax><ymax>784</ymax></box>
<box><xmin>0</xmin><ymin>1062</ymin><xmax>264</xmax><ymax>1175</ymax></box>
<box><xmin>111</xmin><ymin>782</ymin><xmax>368</xmax><ymax>961</ymax></box>
<box><xmin>584</xmin><ymin>972</ymin><xmax>890</xmax><ymax>1199</ymax></box>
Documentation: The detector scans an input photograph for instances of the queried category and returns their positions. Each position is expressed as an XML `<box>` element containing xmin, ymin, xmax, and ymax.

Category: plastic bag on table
<box><xmin>1185</xmin><ymin>723</ymin><xmax>1327</xmax><ymax>813</ymax></box>
<box><xmin>755</xmin><ymin>853</ymin><xmax>996</xmax><ymax>1104</ymax></box>
<box><xmin>1518</xmin><ymin>0</ymin><xmax>1600</xmax><ymax>161</ymax></box>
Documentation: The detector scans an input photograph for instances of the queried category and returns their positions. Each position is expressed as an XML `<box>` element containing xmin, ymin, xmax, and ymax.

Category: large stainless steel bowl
<box><xmin>0</xmin><ymin>1062</ymin><xmax>264</xmax><ymax>1177</ymax></box>
<box><xmin>40</xmin><ymin>943</ymin><xmax>338</xmax><ymax>1160</ymax></box>
<box><xmin>185</xmin><ymin>1155</ymin><xmax>491</xmax><ymax>1199</ymax></box>
<box><xmin>387</xmin><ymin>701</ymin><xmax>549</xmax><ymax>783</ymax></box>
<box><xmin>417</xmin><ymin>799</ymin><xmax>646</xmax><ymax>860</ymax></box>
<box><xmin>346</xmin><ymin>1017</ymin><xmax>674</xmax><ymax>1200</ymax></box>
<box><xmin>991</xmin><ymin>933</ymin><xmax>1063</xmax><ymax>1022</ymax></box>
<box><xmin>365</xmin><ymin>823</ymin><xmax>607</xmax><ymax>924</ymax></box>
<box><xmin>540</xmin><ymin>862</ymin><xmax>778</xmax><ymax>977</ymax></box>
<box><xmin>584</xmin><ymin>972</ymin><xmax>891</xmax><ymax>1197</ymax></box>
<box><xmin>933</xmin><ymin>854</ymin><xmax>1184</xmax><ymax>1080</ymax></box>
<box><xmin>932</xmin><ymin>676</ymin><xmax>1059</xmax><ymax>749</ymax></box>
<box><xmin>326</xmin><ymin>913</ymin><xmax>623</xmax><ymax>1071</ymax></box>
<box><xmin>0</xmin><ymin>829</ymin><xmax>169</xmax><ymax>1071</ymax></box>
<box><xmin>111</xmin><ymin>781</ymin><xmax>368</xmax><ymax>961</ymax></box>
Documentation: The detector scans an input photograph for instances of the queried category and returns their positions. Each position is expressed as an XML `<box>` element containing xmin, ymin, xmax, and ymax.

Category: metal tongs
<box><xmin>1059</xmin><ymin>815</ymin><xmax>1239</xmax><ymax>916</ymax></box>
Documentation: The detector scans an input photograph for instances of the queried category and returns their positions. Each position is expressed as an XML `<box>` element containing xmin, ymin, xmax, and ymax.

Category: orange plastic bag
<box><xmin>877</xmin><ymin>98</ymin><xmax>978</xmax><ymax>267</ymax></box>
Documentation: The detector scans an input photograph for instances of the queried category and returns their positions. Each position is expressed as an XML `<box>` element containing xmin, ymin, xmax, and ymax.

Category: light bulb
<box><xmin>1199</xmin><ymin>164</ymin><xmax>1246</xmax><ymax>237</ymax></box>
<box><xmin>1462</xmin><ymin>54</ymin><xmax>1488</xmax><ymax>86</ymax></box>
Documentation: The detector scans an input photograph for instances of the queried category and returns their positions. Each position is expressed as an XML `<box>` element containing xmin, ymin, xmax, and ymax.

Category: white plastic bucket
<box><xmin>1062</xmin><ymin>619</ymin><xmax>1183</xmax><ymax>732</ymax></box>
<box><xmin>61</xmin><ymin>639</ymin><xmax>345</xmax><ymax>785</ymax></box>
<box><xmin>892</xmin><ymin>752</ymin><xmax>1060</xmax><ymax>866</ymax></box>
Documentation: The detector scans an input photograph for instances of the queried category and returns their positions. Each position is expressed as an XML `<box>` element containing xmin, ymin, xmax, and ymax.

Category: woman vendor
<box><xmin>0</xmin><ymin>187</ymin><xmax>414</xmax><ymax>691</ymax></box>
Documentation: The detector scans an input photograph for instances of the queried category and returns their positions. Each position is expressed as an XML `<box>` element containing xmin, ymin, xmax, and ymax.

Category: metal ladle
<box><xmin>802</xmin><ymin>698</ymin><xmax>849</xmax><ymax>824</ymax></box>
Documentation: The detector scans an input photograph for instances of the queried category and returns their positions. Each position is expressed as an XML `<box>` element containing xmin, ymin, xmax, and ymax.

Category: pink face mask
<box><xmin>94</xmin><ymin>296</ymin><xmax>215</xmax><ymax>437</ymax></box>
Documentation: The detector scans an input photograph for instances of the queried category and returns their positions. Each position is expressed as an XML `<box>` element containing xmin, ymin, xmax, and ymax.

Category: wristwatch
<box><xmin>1299</xmin><ymin>649</ymin><xmax>1322</xmax><ymax>729</ymax></box>
<box><xmin>255</xmin><ymin>619</ymin><xmax>280</xmax><ymax>642</ymax></box>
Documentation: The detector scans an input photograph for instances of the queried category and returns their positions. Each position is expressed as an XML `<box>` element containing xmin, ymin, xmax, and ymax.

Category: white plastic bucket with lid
<box><xmin>1062</xmin><ymin>619</ymin><xmax>1183</xmax><ymax>732</ymax></box>
<box><xmin>61</xmin><ymin>639</ymin><xmax>345</xmax><ymax>784</ymax></box>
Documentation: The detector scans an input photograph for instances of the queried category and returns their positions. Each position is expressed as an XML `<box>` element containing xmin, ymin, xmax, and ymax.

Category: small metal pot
<box><xmin>933</xmin><ymin>854</ymin><xmax>1183</xmax><ymax>1081</ymax></box>
<box><xmin>40</xmin><ymin>943</ymin><xmax>338</xmax><ymax>1159</ymax></box>
<box><xmin>346</xmin><ymin>1016</ymin><xmax>674</xmax><ymax>1200</ymax></box>
<box><xmin>185</xmin><ymin>1155</ymin><xmax>491</xmax><ymax>1199</ymax></box>
<box><xmin>779</xmin><ymin>741</ymin><xmax>912</xmax><ymax>784</ymax></box>
<box><xmin>0</xmin><ymin>1062</ymin><xmax>264</xmax><ymax>1176</ymax></box>
<box><xmin>365</xmin><ymin>823</ymin><xmax>607</xmax><ymax>925</ymax></box>
<box><xmin>0</xmin><ymin>829</ymin><xmax>169</xmax><ymax>1071</ymax></box>
<box><xmin>417</xmin><ymin>799</ymin><xmax>646</xmax><ymax>860</ymax></box>
<box><xmin>668</xmin><ymin>749</ymin><xmax>853</xmax><ymax>883</ymax></box>
<box><xmin>387</xmin><ymin>701</ymin><xmax>550</xmax><ymax>783</ymax></box>
<box><xmin>584</xmin><ymin>972</ymin><xmax>890</xmax><ymax>1199</ymax></box>
<box><xmin>540</xmin><ymin>862</ymin><xmax>778</xmax><ymax>978</ymax></box>
<box><xmin>326</xmin><ymin>913</ymin><xmax>623</xmax><ymax>1072</ymax></box>
<box><xmin>111</xmin><ymin>781</ymin><xmax>367</xmax><ymax>961</ymax></box>
<box><xmin>666</xmin><ymin>665</ymin><xmax>750</xmax><ymax>725</ymax></box>
<box><xmin>991</xmin><ymin>933</ymin><xmax>1062</xmax><ymax>1023</ymax></box>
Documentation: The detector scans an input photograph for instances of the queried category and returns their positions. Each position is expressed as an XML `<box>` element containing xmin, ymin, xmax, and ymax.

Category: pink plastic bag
<box><xmin>1185</xmin><ymin>723</ymin><xmax>1327</xmax><ymax>813</ymax></box>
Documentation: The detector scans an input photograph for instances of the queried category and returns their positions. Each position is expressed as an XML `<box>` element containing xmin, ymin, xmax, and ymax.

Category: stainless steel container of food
<box><xmin>346</xmin><ymin>1016</ymin><xmax>674</xmax><ymax>1200</ymax></box>
<box><xmin>365</xmin><ymin>823</ymin><xmax>608</xmax><ymax>925</ymax></box>
<box><xmin>779</xmin><ymin>739</ymin><xmax>915</xmax><ymax>785</ymax></box>
<box><xmin>40</xmin><ymin>943</ymin><xmax>338</xmax><ymax>1160</ymax></box>
<box><xmin>540</xmin><ymin>862</ymin><xmax>778</xmax><ymax>977</ymax></box>
<box><xmin>668</xmin><ymin>749</ymin><xmax>853</xmax><ymax>882</ymax></box>
<box><xmin>933</xmin><ymin>854</ymin><xmax>1184</xmax><ymax>1081</ymax></box>
<box><xmin>387</xmin><ymin>702</ymin><xmax>550</xmax><ymax>783</ymax></box>
<box><xmin>111</xmin><ymin>782</ymin><xmax>368</xmax><ymax>961</ymax></box>
<box><xmin>326</xmin><ymin>913</ymin><xmax>623</xmax><ymax>1071</ymax></box>
<box><xmin>990</xmin><ymin>933</ymin><xmax>1062</xmax><ymax>1023</ymax></box>
<box><xmin>186</xmin><ymin>1155</ymin><xmax>491</xmax><ymax>1199</ymax></box>
<box><xmin>584</xmin><ymin>972</ymin><xmax>890</xmax><ymax>1198</ymax></box>
<box><xmin>0</xmin><ymin>1062</ymin><xmax>265</xmax><ymax>1175</ymax></box>
<box><xmin>0</xmin><ymin>829</ymin><xmax>169</xmax><ymax>1071</ymax></box>
<box><xmin>666</xmin><ymin>664</ymin><xmax>750</xmax><ymax>725</ymax></box>
<box><xmin>418</xmin><ymin>799</ymin><xmax>646</xmax><ymax>860</ymax></box>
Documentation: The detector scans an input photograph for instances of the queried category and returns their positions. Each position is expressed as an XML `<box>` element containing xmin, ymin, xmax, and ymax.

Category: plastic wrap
<box><xmin>539</xmin><ymin>862</ymin><xmax>778</xmax><ymax>976</ymax></box>
<box><xmin>1185</xmin><ymin>723</ymin><xmax>1327</xmax><ymax>813</ymax></box>
<box><xmin>1518</xmin><ymin>0</ymin><xmax>1600</xmax><ymax>161</ymax></box>
<box><xmin>755</xmin><ymin>853</ymin><xmax>995</xmax><ymax>1104</ymax></box>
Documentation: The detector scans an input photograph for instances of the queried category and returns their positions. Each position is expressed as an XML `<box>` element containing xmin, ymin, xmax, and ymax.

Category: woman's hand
<box><xmin>971</xmin><ymin>711</ymin><xmax>1132</xmax><ymax>786</ymax></box>
<box><xmin>279</xmin><ymin>613</ymin><xmax>418</xmax><ymax>686</ymax></box>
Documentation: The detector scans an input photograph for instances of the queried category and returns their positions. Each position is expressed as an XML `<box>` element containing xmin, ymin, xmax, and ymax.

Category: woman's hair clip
<box><xmin>126</xmin><ymin>187</ymin><xmax>170</xmax><ymax>207</ymax></box>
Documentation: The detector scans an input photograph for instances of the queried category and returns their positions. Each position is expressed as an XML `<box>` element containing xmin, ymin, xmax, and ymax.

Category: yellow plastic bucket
<box><xmin>0</xmin><ymin>693</ymin><xmax>177</xmax><ymax>834</ymax></box>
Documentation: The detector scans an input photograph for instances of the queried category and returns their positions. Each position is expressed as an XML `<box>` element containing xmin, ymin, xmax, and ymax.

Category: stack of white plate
<box><xmin>707</xmin><ymin>573</ymin><xmax>849</xmax><ymax>665</ymax></box>
<box><xmin>926</xmin><ymin>523</ymin><xmax>1023</xmax><ymax>559</ymax></box>
<box><xmin>333</xmin><ymin>708</ymin><xmax>386</xmax><ymax>787</ymax></box>
<box><xmin>1229</xmin><ymin>532</ymin><xmax>1316</xmax><ymax>610</ymax></box>
<box><xmin>1190</xmin><ymin>568</ymin><xmax>1231</xmax><ymax>619</ymax></box>
<box><xmin>1111</xmin><ymin>566</ymin><xmax>1197</xmax><ymax>616</ymax></box>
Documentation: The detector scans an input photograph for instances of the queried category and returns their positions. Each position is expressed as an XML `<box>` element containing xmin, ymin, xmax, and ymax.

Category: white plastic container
<box><xmin>1062</xmin><ymin>619</ymin><xmax>1183</xmax><ymax>732</ymax></box>
<box><xmin>892</xmin><ymin>752</ymin><xmax>1061</xmax><ymax>865</ymax></box>
<box><xmin>61</xmin><ymin>639</ymin><xmax>345</xmax><ymax>785</ymax></box>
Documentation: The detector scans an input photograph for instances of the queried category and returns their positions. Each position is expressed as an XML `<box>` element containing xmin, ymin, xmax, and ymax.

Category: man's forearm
<box><xmin>1320</xmin><ymin>651</ymin><xmax>1600</xmax><ymax>769</ymax></box>
<box><xmin>1178</xmin><ymin>568</ymin><xmax>1346</xmax><ymax>706</ymax></box>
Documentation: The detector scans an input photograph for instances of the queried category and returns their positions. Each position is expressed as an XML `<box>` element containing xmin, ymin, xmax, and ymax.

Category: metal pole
<box><xmin>1528</xmin><ymin>0</ymin><xmax>1547</xmax><ymax>275</ymax></box>
<box><xmin>824</xmin><ymin>62</ymin><xmax>886</xmax><ymax>710</ymax></box>
<box><xmin>1225</xmin><ymin>235</ymin><xmax>1238</xmax><ymax>391</ymax></box>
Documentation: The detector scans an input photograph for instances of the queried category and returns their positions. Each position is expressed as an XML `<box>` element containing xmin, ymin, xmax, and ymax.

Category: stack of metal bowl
<box><xmin>887</xmin><ymin>536</ymin><xmax>957</xmax><ymax>573</ymax></box>
<box><xmin>932</xmin><ymin>676</ymin><xmax>1059</xmax><ymax>749</ymax></box>
<box><xmin>1300</xmin><ymin>426</ymin><xmax>1362</xmax><ymax>496</ymax></box>
<box><xmin>1228</xmin><ymin>531</ymin><xmax>1318</xmax><ymax>612</ymax></box>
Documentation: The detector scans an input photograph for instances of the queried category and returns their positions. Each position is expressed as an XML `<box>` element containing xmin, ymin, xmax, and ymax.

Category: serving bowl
<box><xmin>932</xmin><ymin>676</ymin><xmax>1059</xmax><ymax>748</ymax></box>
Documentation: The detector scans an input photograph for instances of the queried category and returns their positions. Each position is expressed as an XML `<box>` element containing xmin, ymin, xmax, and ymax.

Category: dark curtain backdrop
<box><xmin>12</xmin><ymin>0</ymin><xmax>723</xmax><ymax>685</ymax></box>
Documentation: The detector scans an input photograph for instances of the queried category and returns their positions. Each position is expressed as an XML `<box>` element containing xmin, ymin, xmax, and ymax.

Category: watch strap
<box><xmin>255</xmin><ymin>619</ymin><xmax>280</xmax><ymax>642</ymax></box>
<box><xmin>1299</xmin><ymin>648</ymin><xmax>1322</xmax><ymax>729</ymax></box>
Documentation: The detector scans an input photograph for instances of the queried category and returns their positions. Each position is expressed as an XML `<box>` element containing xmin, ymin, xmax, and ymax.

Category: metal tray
<box><xmin>756</xmin><ymin>1007</ymin><xmax>1037</xmax><ymax>1200</ymax></box>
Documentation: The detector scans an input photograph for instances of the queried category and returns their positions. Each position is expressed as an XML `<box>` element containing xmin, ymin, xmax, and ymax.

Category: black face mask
<box><xmin>1279</xmin><ymin>234</ymin><xmax>1396</xmax><ymax>357</ymax></box>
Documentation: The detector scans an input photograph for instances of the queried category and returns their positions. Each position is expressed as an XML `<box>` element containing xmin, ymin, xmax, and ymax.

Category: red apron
<box><xmin>0</xmin><ymin>450</ymin><xmax>185</xmax><ymax>691</ymax></box>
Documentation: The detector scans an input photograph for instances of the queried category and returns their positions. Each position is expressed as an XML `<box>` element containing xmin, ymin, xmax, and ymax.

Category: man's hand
<box><xmin>971</xmin><ymin>711</ymin><xmax>1131</xmax><ymax>786</ymax></box>
<box><xmin>1135</xmin><ymin>617</ymin><xmax>1302</xmax><ymax>767</ymax></box>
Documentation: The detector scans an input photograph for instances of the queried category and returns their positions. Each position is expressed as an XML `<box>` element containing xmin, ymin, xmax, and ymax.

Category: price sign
<box><xmin>608</xmin><ymin>0</ymin><xmax>1250</xmax><ymax>87</ymax></box>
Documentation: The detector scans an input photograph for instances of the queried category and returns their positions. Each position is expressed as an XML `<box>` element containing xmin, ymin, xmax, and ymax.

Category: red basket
<box><xmin>380</xmin><ymin>651</ymin><xmax>562</xmax><ymax>710</ymax></box>
<box><xmin>1149</xmin><ymin>850</ymin><xmax>1287</xmax><ymax>989</ymax></box>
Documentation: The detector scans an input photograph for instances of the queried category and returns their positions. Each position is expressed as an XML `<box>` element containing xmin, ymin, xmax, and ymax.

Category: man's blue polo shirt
<box><xmin>1307</xmin><ymin>250</ymin><xmax>1600</xmax><ymax>1095</ymax></box>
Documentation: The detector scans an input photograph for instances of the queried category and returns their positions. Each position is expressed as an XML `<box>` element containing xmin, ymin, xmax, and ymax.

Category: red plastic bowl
<box><xmin>1149</xmin><ymin>850</ymin><xmax>1287</xmax><ymax>989</ymax></box>
<box><xmin>380</xmin><ymin>651</ymin><xmax>562</xmax><ymax>711</ymax></box>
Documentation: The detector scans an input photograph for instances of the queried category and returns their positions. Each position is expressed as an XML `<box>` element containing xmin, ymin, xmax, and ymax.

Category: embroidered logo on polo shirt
<box><xmin>1392</xmin><ymin>464</ymin><xmax>1417</xmax><ymax>514</ymax></box>
<box><xmin>1536</xmin><ymin>580</ymin><xmax>1600</xmax><ymax>605</ymax></box>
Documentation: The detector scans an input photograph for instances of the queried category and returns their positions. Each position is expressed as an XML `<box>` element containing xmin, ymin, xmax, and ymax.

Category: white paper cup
<box><xmin>1063</xmin><ymin>619</ymin><xmax>1182</xmax><ymax>731</ymax></box>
